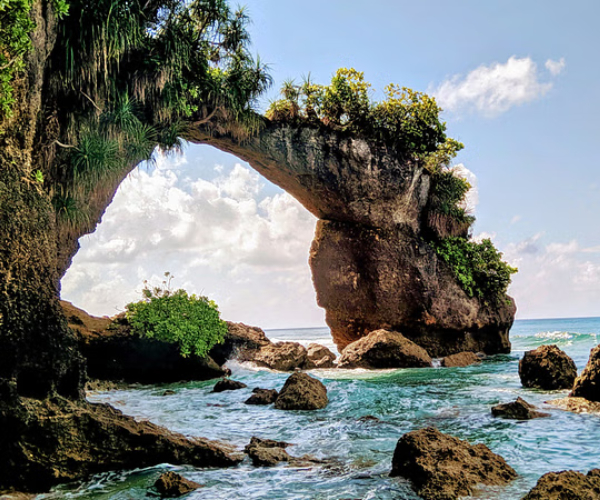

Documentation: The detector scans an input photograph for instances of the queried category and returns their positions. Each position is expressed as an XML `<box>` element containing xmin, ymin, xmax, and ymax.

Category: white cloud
<box><xmin>432</xmin><ymin>56</ymin><xmax>560</xmax><ymax>117</ymax></box>
<box><xmin>61</xmin><ymin>154</ymin><xmax>324</xmax><ymax>329</ymax></box>
<box><xmin>451</xmin><ymin>163</ymin><xmax>478</xmax><ymax>213</ymax></box>
<box><xmin>510</xmin><ymin>215</ymin><xmax>522</xmax><ymax>225</ymax></box>
<box><xmin>504</xmin><ymin>235</ymin><xmax>600</xmax><ymax>319</ymax></box>
<box><xmin>545</xmin><ymin>57</ymin><xmax>566</xmax><ymax>76</ymax></box>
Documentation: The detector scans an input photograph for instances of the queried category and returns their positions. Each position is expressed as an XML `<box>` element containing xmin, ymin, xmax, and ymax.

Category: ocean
<box><xmin>41</xmin><ymin>317</ymin><xmax>600</xmax><ymax>499</ymax></box>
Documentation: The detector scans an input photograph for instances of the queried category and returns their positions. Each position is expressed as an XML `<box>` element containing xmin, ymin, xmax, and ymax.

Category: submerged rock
<box><xmin>305</xmin><ymin>343</ymin><xmax>337</xmax><ymax>369</ymax></box>
<box><xmin>275</xmin><ymin>372</ymin><xmax>328</xmax><ymax>410</ymax></box>
<box><xmin>252</xmin><ymin>342</ymin><xmax>309</xmax><ymax>371</ymax></box>
<box><xmin>154</xmin><ymin>471</ymin><xmax>202</xmax><ymax>497</ymax></box>
<box><xmin>546</xmin><ymin>397</ymin><xmax>600</xmax><ymax>414</ymax></box>
<box><xmin>571</xmin><ymin>345</ymin><xmax>600</xmax><ymax>402</ymax></box>
<box><xmin>390</xmin><ymin>427</ymin><xmax>517</xmax><ymax>500</ymax></box>
<box><xmin>523</xmin><ymin>469</ymin><xmax>600</xmax><ymax>499</ymax></box>
<box><xmin>245</xmin><ymin>388</ymin><xmax>279</xmax><ymax>405</ymax></box>
<box><xmin>491</xmin><ymin>397</ymin><xmax>550</xmax><ymax>420</ymax></box>
<box><xmin>338</xmin><ymin>330</ymin><xmax>432</xmax><ymax>369</ymax></box>
<box><xmin>244</xmin><ymin>437</ymin><xmax>291</xmax><ymax>466</ymax></box>
<box><xmin>441</xmin><ymin>351</ymin><xmax>480</xmax><ymax>368</ymax></box>
<box><xmin>519</xmin><ymin>345</ymin><xmax>577</xmax><ymax>390</ymax></box>
<box><xmin>212</xmin><ymin>379</ymin><xmax>247</xmax><ymax>393</ymax></box>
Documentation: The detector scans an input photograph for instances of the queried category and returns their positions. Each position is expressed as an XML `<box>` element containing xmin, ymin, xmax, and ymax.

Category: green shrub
<box><xmin>126</xmin><ymin>275</ymin><xmax>227</xmax><ymax>358</ymax></box>
<box><xmin>433</xmin><ymin>237</ymin><xmax>517</xmax><ymax>302</ymax></box>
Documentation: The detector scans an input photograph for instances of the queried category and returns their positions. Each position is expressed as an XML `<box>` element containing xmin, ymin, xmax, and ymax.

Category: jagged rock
<box><xmin>252</xmin><ymin>342</ymin><xmax>309</xmax><ymax>371</ymax></box>
<box><xmin>274</xmin><ymin>373</ymin><xmax>328</xmax><ymax>410</ymax></box>
<box><xmin>491</xmin><ymin>397</ymin><xmax>550</xmax><ymax>420</ymax></box>
<box><xmin>390</xmin><ymin>427</ymin><xmax>517</xmax><ymax>500</ymax></box>
<box><xmin>519</xmin><ymin>345</ymin><xmax>577</xmax><ymax>390</ymax></box>
<box><xmin>212</xmin><ymin>379</ymin><xmax>247</xmax><ymax>393</ymax></box>
<box><xmin>0</xmin><ymin>391</ymin><xmax>243</xmax><ymax>492</ymax></box>
<box><xmin>209</xmin><ymin>322</ymin><xmax>272</xmax><ymax>365</ymax></box>
<box><xmin>571</xmin><ymin>345</ymin><xmax>600</xmax><ymax>402</ymax></box>
<box><xmin>245</xmin><ymin>388</ymin><xmax>279</xmax><ymax>405</ymax></box>
<box><xmin>522</xmin><ymin>469</ymin><xmax>600</xmax><ymax>499</ymax></box>
<box><xmin>162</xmin><ymin>390</ymin><xmax>176</xmax><ymax>396</ymax></box>
<box><xmin>305</xmin><ymin>343</ymin><xmax>337</xmax><ymax>369</ymax></box>
<box><xmin>244</xmin><ymin>437</ymin><xmax>291</xmax><ymax>466</ymax></box>
<box><xmin>546</xmin><ymin>397</ymin><xmax>600</xmax><ymax>414</ymax></box>
<box><xmin>441</xmin><ymin>351</ymin><xmax>481</xmax><ymax>368</ymax></box>
<box><xmin>338</xmin><ymin>330</ymin><xmax>432</xmax><ymax>369</ymax></box>
<box><xmin>154</xmin><ymin>471</ymin><xmax>202</xmax><ymax>497</ymax></box>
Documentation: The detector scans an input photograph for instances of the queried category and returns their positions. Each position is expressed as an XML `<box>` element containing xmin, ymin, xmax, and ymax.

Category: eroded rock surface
<box><xmin>491</xmin><ymin>397</ymin><xmax>550</xmax><ymax>420</ymax></box>
<box><xmin>441</xmin><ymin>351</ymin><xmax>481</xmax><ymax>368</ymax></box>
<box><xmin>338</xmin><ymin>330</ymin><xmax>432</xmax><ymax>369</ymax></box>
<box><xmin>245</xmin><ymin>388</ymin><xmax>279</xmax><ymax>405</ymax></box>
<box><xmin>274</xmin><ymin>372</ymin><xmax>328</xmax><ymax>410</ymax></box>
<box><xmin>0</xmin><ymin>386</ymin><xmax>243</xmax><ymax>492</ymax></box>
<box><xmin>154</xmin><ymin>471</ymin><xmax>202</xmax><ymax>497</ymax></box>
<box><xmin>305</xmin><ymin>343</ymin><xmax>337</xmax><ymax>369</ymax></box>
<box><xmin>390</xmin><ymin>427</ymin><xmax>517</xmax><ymax>500</ymax></box>
<box><xmin>251</xmin><ymin>342</ymin><xmax>310</xmax><ymax>371</ymax></box>
<box><xmin>571</xmin><ymin>345</ymin><xmax>600</xmax><ymax>402</ymax></box>
<box><xmin>244</xmin><ymin>437</ymin><xmax>291</xmax><ymax>466</ymax></box>
<box><xmin>523</xmin><ymin>469</ymin><xmax>600</xmax><ymax>500</ymax></box>
<box><xmin>519</xmin><ymin>345</ymin><xmax>577</xmax><ymax>390</ymax></box>
<box><xmin>209</xmin><ymin>322</ymin><xmax>271</xmax><ymax>366</ymax></box>
<box><xmin>212</xmin><ymin>379</ymin><xmax>247</xmax><ymax>392</ymax></box>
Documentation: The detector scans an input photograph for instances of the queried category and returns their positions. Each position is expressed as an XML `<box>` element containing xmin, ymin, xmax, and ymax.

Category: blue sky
<box><xmin>62</xmin><ymin>1</ymin><xmax>600</xmax><ymax>325</ymax></box>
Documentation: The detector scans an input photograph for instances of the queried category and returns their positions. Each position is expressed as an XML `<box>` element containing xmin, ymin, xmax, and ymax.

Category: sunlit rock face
<box><xmin>188</xmin><ymin>124</ymin><xmax>515</xmax><ymax>356</ymax></box>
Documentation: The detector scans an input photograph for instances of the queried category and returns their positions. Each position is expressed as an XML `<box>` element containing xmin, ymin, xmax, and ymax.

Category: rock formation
<box><xmin>274</xmin><ymin>372</ymin><xmax>328</xmax><ymax>410</ymax></box>
<box><xmin>338</xmin><ymin>329</ymin><xmax>432</xmax><ymax>369</ymax></box>
<box><xmin>519</xmin><ymin>345</ymin><xmax>577</xmax><ymax>390</ymax></box>
<box><xmin>305</xmin><ymin>343</ymin><xmax>337</xmax><ymax>369</ymax></box>
<box><xmin>154</xmin><ymin>472</ymin><xmax>203</xmax><ymax>497</ymax></box>
<box><xmin>491</xmin><ymin>397</ymin><xmax>550</xmax><ymax>420</ymax></box>
<box><xmin>571</xmin><ymin>345</ymin><xmax>600</xmax><ymax>402</ymax></box>
<box><xmin>251</xmin><ymin>342</ymin><xmax>311</xmax><ymax>371</ymax></box>
<box><xmin>245</xmin><ymin>388</ymin><xmax>279</xmax><ymax>405</ymax></box>
<box><xmin>244</xmin><ymin>437</ymin><xmax>292</xmax><ymax>466</ymax></box>
<box><xmin>523</xmin><ymin>469</ymin><xmax>600</xmax><ymax>500</ymax></box>
<box><xmin>441</xmin><ymin>351</ymin><xmax>481</xmax><ymax>368</ymax></box>
<box><xmin>390</xmin><ymin>427</ymin><xmax>517</xmax><ymax>500</ymax></box>
<box><xmin>212</xmin><ymin>379</ymin><xmax>247</xmax><ymax>392</ymax></box>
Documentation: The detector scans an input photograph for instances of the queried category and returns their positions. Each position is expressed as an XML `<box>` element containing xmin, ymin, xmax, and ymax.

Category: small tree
<box><xmin>126</xmin><ymin>273</ymin><xmax>227</xmax><ymax>358</ymax></box>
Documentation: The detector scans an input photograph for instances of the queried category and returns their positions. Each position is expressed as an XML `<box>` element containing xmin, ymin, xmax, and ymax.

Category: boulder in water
<box><xmin>252</xmin><ymin>342</ymin><xmax>309</xmax><ymax>371</ymax></box>
<box><xmin>523</xmin><ymin>469</ymin><xmax>600</xmax><ymax>500</ymax></box>
<box><xmin>570</xmin><ymin>345</ymin><xmax>600</xmax><ymax>402</ymax></box>
<box><xmin>274</xmin><ymin>372</ymin><xmax>328</xmax><ymax>410</ymax></box>
<box><xmin>338</xmin><ymin>330</ymin><xmax>432</xmax><ymax>369</ymax></box>
<box><xmin>305</xmin><ymin>343</ymin><xmax>337</xmax><ymax>369</ymax></box>
<box><xmin>518</xmin><ymin>345</ymin><xmax>577</xmax><ymax>390</ymax></box>
<box><xmin>154</xmin><ymin>471</ymin><xmax>202</xmax><ymax>497</ymax></box>
<box><xmin>491</xmin><ymin>397</ymin><xmax>550</xmax><ymax>420</ymax></box>
<box><xmin>441</xmin><ymin>351</ymin><xmax>481</xmax><ymax>368</ymax></box>
<box><xmin>244</xmin><ymin>437</ymin><xmax>291</xmax><ymax>466</ymax></box>
<box><xmin>390</xmin><ymin>427</ymin><xmax>517</xmax><ymax>500</ymax></box>
<box><xmin>244</xmin><ymin>388</ymin><xmax>279</xmax><ymax>405</ymax></box>
<box><xmin>212</xmin><ymin>379</ymin><xmax>247</xmax><ymax>393</ymax></box>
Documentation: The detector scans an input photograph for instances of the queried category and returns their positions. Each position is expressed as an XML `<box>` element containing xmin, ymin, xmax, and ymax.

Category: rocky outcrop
<box><xmin>187</xmin><ymin>126</ymin><xmax>515</xmax><ymax>356</ymax></box>
<box><xmin>245</xmin><ymin>388</ymin><xmax>279</xmax><ymax>405</ymax></box>
<box><xmin>338</xmin><ymin>330</ymin><xmax>432</xmax><ymax>369</ymax></box>
<box><xmin>305</xmin><ymin>343</ymin><xmax>337</xmax><ymax>369</ymax></box>
<box><xmin>522</xmin><ymin>469</ymin><xmax>600</xmax><ymax>500</ymax></box>
<box><xmin>244</xmin><ymin>437</ymin><xmax>291</xmax><ymax>466</ymax></box>
<box><xmin>212</xmin><ymin>379</ymin><xmax>247</xmax><ymax>392</ymax></box>
<box><xmin>571</xmin><ymin>345</ymin><xmax>600</xmax><ymax>402</ymax></box>
<box><xmin>274</xmin><ymin>373</ymin><xmax>328</xmax><ymax>410</ymax></box>
<box><xmin>519</xmin><ymin>345</ymin><xmax>577</xmax><ymax>390</ymax></box>
<box><xmin>390</xmin><ymin>427</ymin><xmax>517</xmax><ymax>500</ymax></box>
<box><xmin>491</xmin><ymin>397</ymin><xmax>550</xmax><ymax>420</ymax></box>
<box><xmin>209</xmin><ymin>322</ymin><xmax>271</xmax><ymax>366</ymax></box>
<box><xmin>546</xmin><ymin>397</ymin><xmax>600</xmax><ymax>414</ymax></box>
<box><xmin>441</xmin><ymin>351</ymin><xmax>481</xmax><ymax>368</ymax></box>
<box><xmin>251</xmin><ymin>342</ymin><xmax>310</xmax><ymax>371</ymax></box>
<box><xmin>0</xmin><ymin>384</ymin><xmax>243</xmax><ymax>493</ymax></box>
<box><xmin>154</xmin><ymin>472</ymin><xmax>202</xmax><ymax>497</ymax></box>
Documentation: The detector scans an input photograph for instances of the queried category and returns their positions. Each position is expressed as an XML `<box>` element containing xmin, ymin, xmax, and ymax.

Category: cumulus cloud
<box><xmin>451</xmin><ymin>163</ymin><xmax>478</xmax><ymax>213</ymax></box>
<box><xmin>504</xmin><ymin>235</ymin><xmax>600</xmax><ymax>319</ymax></box>
<box><xmin>545</xmin><ymin>57</ymin><xmax>566</xmax><ymax>76</ymax></box>
<box><xmin>431</xmin><ymin>56</ymin><xmax>563</xmax><ymax>117</ymax></box>
<box><xmin>61</xmin><ymin>154</ymin><xmax>324</xmax><ymax>328</ymax></box>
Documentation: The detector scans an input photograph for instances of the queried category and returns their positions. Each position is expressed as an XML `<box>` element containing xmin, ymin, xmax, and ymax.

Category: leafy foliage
<box><xmin>126</xmin><ymin>273</ymin><xmax>227</xmax><ymax>358</ymax></box>
<box><xmin>433</xmin><ymin>237</ymin><xmax>517</xmax><ymax>302</ymax></box>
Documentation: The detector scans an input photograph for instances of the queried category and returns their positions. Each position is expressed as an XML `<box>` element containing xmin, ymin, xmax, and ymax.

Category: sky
<box><xmin>62</xmin><ymin>0</ymin><xmax>600</xmax><ymax>327</ymax></box>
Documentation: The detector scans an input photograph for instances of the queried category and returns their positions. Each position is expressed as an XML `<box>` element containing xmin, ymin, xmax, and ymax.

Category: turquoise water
<box><xmin>42</xmin><ymin>318</ymin><xmax>600</xmax><ymax>499</ymax></box>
